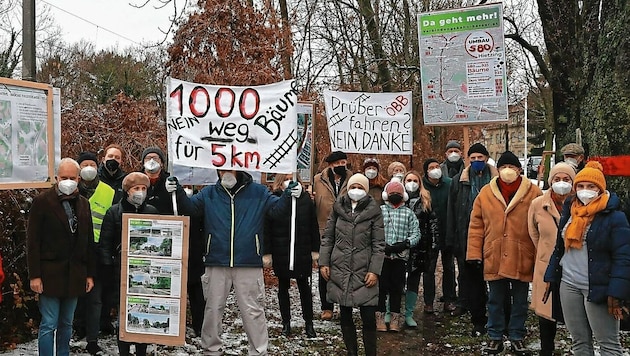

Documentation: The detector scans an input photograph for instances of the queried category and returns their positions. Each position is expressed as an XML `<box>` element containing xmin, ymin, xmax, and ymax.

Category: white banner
<box><xmin>166</xmin><ymin>78</ymin><xmax>299</xmax><ymax>173</ymax></box>
<box><xmin>323</xmin><ymin>90</ymin><xmax>413</xmax><ymax>155</ymax></box>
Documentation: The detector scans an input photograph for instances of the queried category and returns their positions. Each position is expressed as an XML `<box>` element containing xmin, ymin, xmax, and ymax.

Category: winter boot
<box><xmin>341</xmin><ymin>326</ymin><xmax>358</xmax><ymax>356</ymax></box>
<box><xmin>362</xmin><ymin>329</ymin><xmax>377</xmax><ymax>356</ymax></box>
<box><xmin>305</xmin><ymin>321</ymin><xmax>317</xmax><ymax>338</ymax></box>
<box><xmin>281</xmin><ymin>322</ymin><xmax>291</xmax><ymax>336</ymax></box>
<box><xmin>389</xmin><ymin>312</ymin><xmax>401</xmax><ymax>332</ymax></box>
<box><xmin>404</xmin><ymin>291</ymin><xmax>418</xmax><ymax>327</ymax></box>
<box><xmin>375</xmin><ymin>311</ymin><xmax>388</xmax><ymax>332</ymax></box>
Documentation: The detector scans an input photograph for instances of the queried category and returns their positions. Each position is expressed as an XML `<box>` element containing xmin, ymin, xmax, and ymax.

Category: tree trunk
<box><xmin>357</xmin><ymin>0</ymin><xmax>392</xmax><ymax>92</ymax></box>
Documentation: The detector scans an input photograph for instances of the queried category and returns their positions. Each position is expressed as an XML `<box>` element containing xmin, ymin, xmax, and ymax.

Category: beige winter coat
<box><xmin>527</xmin><ymin>190</ymin><xmax>561</xmax><ymax>320</ymax></box>
<box><xmin>467</xmin><ymin>177</ymin><xmax>542</xmax><ymax>282</ymax></box>
<box><xmin>313</xmin><ymin>167</ymin><xmax>351</xmax><ymax>234</ymax></box>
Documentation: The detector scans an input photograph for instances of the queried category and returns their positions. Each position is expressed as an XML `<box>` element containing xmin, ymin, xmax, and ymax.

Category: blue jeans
<box><xmin>38</xmin><ymin>295</ymin><xmax>78</xmax><ymax>356</ymax></box>
<box><xmin>487</xmin><ymin>279</ymin><xmax>529</xmax><ymax>341</ymax></box>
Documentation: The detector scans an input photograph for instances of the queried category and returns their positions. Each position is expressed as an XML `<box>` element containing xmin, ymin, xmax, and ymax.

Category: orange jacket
<box><xmin>466</xmin><ymin>177</ymin><xmax>542</xmax><ymax>282</ymax></box>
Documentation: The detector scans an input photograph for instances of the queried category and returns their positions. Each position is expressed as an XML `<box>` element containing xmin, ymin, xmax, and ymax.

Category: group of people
<box><xmin>24</xmin><ymin>139</ymin><xmax>630</xmax><ymax>356</ymax></box>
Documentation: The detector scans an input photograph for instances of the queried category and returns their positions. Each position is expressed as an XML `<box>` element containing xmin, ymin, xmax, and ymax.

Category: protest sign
<box><xmin>323</xmin><ymin>90</ymin><xmax>412</xmax><ymax>155</ymax></box>
<box><xmin>167</xmin><ymin>78</ymin><xmax>299</xmax><ymax>174</ymax></box>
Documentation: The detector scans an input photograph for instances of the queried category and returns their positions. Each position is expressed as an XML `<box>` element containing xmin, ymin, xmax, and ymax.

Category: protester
<box><xmin>376</xmin><ymin>180</ymin><xmax>420</xmax><ymax>332</ymax></box>
<box><xmin>403</xmin><ymin>170</ymin><xmax>439</xmax><ymax>327</ymax></box>
<box><xmin>264</xmin><ymin>174</ymin><xmax>319</xmax><ymax>338</ymax></box>
<box><xmin>99</xmin><ymin>172</ymin><xmax>157</xmax><ymax>356</ymax></box>
<box><xmin>544</xmin><ymin>161</ymin><xmax>630</xmax><ymax>355</ymax></box>
<box><xmin>183</xmin><ymin>185</ymin><xmax>207</xmax><ymax>337</ymax></box>
<box><xmin>422</xmin><ymin>158</ymin><xmax>455</xmax><ymax>313</ymax></box>
<box><xmin>446</xmin><ymin>143</ymin><xmax>498</xmax><ymax>336</ymax></box>
<box><xmin>363</xmin><ymin>158</ymin><xmax>388</xmax><ymax>205</ymax></box>
<box><xmin>27</xmin><ymin>158</ymin><xmax>96</xmax><ymax>356</ymax></box>
<box><xmin>387</xmin><ymin>161</ymin><xmax>406</xmax><ymax>182</ymax></box>
<box><xmin>440</xmin><ymin>140</ymin><xmax>465</xmax><ymax>178</ymax></box>
<box><xmin>313</xmin><ymin>150</ymin><xmax>352</xmax><ymax>321</ymax></box>
<box><xmin>527</xmin><ymin>163</ymin><xmax>575</xmax><ymax>356</ymax></box>
<box><xmin>140</xmin><ymin>147</ymin><xmax>173</xmax><ymax>214</ymax></box>
<box><xmin>560</xmin><ymin>143</ymin><xmax>586</xmax><ymax>172</ymax></box>
<box><xmin>166</xmin><ymin>169</ymin><xmax>301</xmax><ymax>355</ymax></box>
<box><xmin>98</xmin><ymin>144</ymin><xmax>127</xmax><ymax>204</ymax></box>
<box><xmin>467</xmin><ymin>151</ymin><xmax>542</xmax><ymax>355</ymax></box>
<box><xmin>319</xmin><ymin>173</ymin><xmax>384</xmax><ymax>356</ymax></box>
<box><xmin>74</xmin><ymin>151</ymin><xmax>116</xmax><ymax>355</ymax></box>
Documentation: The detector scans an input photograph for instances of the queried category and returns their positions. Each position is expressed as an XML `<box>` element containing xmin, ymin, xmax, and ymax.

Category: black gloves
<box><xmin>385</xmin><ymin>240</ymin><xmax>410</xmax><ymax>254</ymax></box>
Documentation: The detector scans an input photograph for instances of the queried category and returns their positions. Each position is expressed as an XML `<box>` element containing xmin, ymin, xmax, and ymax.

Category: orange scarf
<box><xmin>564</xmin><ymin>192</ymin><xmax>609</xmax><ymax>250</ymax></box>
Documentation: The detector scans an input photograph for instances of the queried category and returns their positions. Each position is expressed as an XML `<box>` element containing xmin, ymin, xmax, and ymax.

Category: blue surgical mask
<box><xmin>471</xmin><ymin>161</ymin><xmax>486</xmax><ymax>172</ymax></box>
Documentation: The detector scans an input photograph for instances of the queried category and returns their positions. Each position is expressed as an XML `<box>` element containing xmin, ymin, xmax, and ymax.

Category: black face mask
<box><xmin>388</xmin><ymin>194</ymin><xmax>403</xmax><ymax>205</ymax></box>
<box><xmin>105</xmin><ymin>159</ymin><xmax>120</xmax><ymax>172</ymax></box>
<box><xmin>333</xmin><ymin>165</ymin><xmax>346</xmax><ymax>176</ymax></box>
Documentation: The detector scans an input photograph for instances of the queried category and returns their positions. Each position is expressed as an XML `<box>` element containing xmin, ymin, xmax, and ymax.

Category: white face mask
<box><xmin>499</xmin><ymin>168</ymin><xmax>519</xmax><ymax>184</ymax></box>
<box><xmin>221</xmin><ymin>172</ymin><xmax>237</xmax><ymax>189</ymax></box>
<box><xmin>447</xmin><ymin>152</ymin><xmax>461</xmax><ymax>162</ymax></box>
<box><xmin>392</xmin><ymin>174</ymin><xmax>404</xmax><ymax>183</ymax></box>
<box><xmin>144</xmin><ymin>159</ymin><xmax>161</xmax><ymax>174</ymax></box>
<box><xmin>565</xmin><ymin>158</ymin><xmax>578</xmax><ymax>168</ymax></box>
<box><xmin>184</xmin><ymin>188</ymin><xmax>194</xmax><ymax>198</ymax></box>
<box><xmin>128</xmin><ymin>191</ymin><xmax>147</xmax><ymax>206</ymax></box>
<box><xmin>282</xmin><ymin>180</ymin><xmax>291</xmax><ymax>189</ymax></box>
<box><xmin>80</xmin><ymin>166</ymin><xmax>97</xmax><ymax>181</ymax></box>
<box><xmin>365</xmin><ymin>169</ymin><xmax>378</xmax><ymax>180</ymax></box>
<box><xmin>428</xmin><ymin>168</ymin><xmax>442</xmax><ymax>180</ymax></box>
<box><xmin>405</xmin><ymin>181</ymin><xmax>419</xmax><ymax>192</ymax></box>
<box><xmin>551</xmin><ymin>181</ymin><xmax>572</xmax><ymax>196</ymax></box>
<box><xmin>577</xmin><ymin>189</ymin><xmax>599</xmax><ymax>205</ymax></box>
<box><xmin>58</xmin><ymin>179</ymin><xmax>78</xmax><ymax>195</ymax></box>
<box><xmin>348</xmin><ymin>188</ymin><xmax>367</xmax><ymax>202</ymax></box>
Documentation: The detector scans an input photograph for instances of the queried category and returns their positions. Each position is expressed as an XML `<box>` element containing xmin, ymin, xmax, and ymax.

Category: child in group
<box><xmin>376</xmin><ymin>180</ymin><xmax>420</xmax><ymax>332</ymax></box>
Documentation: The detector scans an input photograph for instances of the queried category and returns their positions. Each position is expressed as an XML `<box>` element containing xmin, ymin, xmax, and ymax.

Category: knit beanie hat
<box><xmin>468</xmin><ymin>143</ymin><xmax>489</xmax><ymax>157</ymax></box>
<box><xmin>497</xmin><ymin>151</ymin><xmax>522</xmax><ymax>168</ymax></box>
<box><xmin>446</xmin><ymin>140</ymin><xmax>461</xmax><ymax>150</ymax></box>
<box><xmin>422</xmin><ymin>158</ymin><xmax>440</xmax><ymax>176</ymax></box>
<box><xmin>77</xmin><ymin>151</ymin><xmax>98</xmax><ymax>165</ymax></box>
<box><xmin>141</xmin><ymin>147</ymin><xmax>166</xmax><ymax>164</ymax></box>
<box><xmin>573</xmin><ymin>161</ymin><xmax>606</xmax><ymax>192</ymax></box>
<box><xmin>347</xmin><ymin>173</ymin><xmax>369</xmax><ymax>191</ymax></box>
<box><xmin>547</xmin><ymin>162</ymin><xmax>576</xmax><ymax>186</ymax></box>
<box><xmin>325</xmin><ymin>151</ymin><xmax>347</xmax><ymax>163</ymax></box>
<box><xmin>387</xmin><ymin>161</ymin><xmax>406</xmax><ymax>177</ymax></box>
<box><xmin>363</xmin><ymin>158</ymin><xmax>380</xmax><ymax>171</ymax></box>
<box><xmin>122</xmin><ymin>172</ymin><xmax>151</xmax><ymax>192</ymax></box>
<box><xmin>385</xmin><ymin>180</ymin><xmax>405</xmax><ymax>196</ymax></box>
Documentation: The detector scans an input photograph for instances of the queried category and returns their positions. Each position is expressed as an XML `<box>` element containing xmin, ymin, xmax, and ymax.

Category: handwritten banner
<box><xmin>166</xmin><ymin>78</ymin><xmax>298</xmax><ymax>173</ymax></box>
<box><xmin>323</xmin><ymin>90</ymin><xmax>413</xmax><ymax>155</ymax></box>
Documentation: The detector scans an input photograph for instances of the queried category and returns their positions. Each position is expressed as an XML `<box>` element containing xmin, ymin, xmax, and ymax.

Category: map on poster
<box><xmin>0</xmin><ymin>79</ymin><xmax>53</xmax><ymax>187</ymax></box>
<box><xmin>418</xmin><ymin>3</ymin><xmax>508</xmax><ymax>125</ymax></box>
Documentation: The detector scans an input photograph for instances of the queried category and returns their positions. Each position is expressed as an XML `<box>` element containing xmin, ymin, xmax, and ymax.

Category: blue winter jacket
<box><xmin>544</xmin><ymin>192</ymin><xmax>630</xmax><ymax>303</ymax></box>
<box><xmin>177</xmin><ymin>173</ymin><xmax>289</xmax><ymax>268</ymax></box>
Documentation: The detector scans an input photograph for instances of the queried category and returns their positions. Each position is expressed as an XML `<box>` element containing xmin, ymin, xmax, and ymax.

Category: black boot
<box><xmin>117</xmin><ymin>341</ymin><xmax>131</xmax><ymax>356</ymax></box>
<box><xmin>341</xmin><ymin>326</ymin><xmax>358</xmax><ymax>356</ymax></box>
<box><xmin>281</xmin><ymin>322</ymin><xmax>291</xmax><ymax>336</ymax></box>
<box><xmin>362</xmin><ymin>329</ymin><xmax>377</xmax><ymax>356</ymax></box>
<box><xmin>135</xmin><ymin>343</ymin><xmax>147</xmax><ymax>356</ymax></box>
<box><xmin>305</xmin><ymin>321</ymin><xmax>317</xmax><ymax>338</ymax></box>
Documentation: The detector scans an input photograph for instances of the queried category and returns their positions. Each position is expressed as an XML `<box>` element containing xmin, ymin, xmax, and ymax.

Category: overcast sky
<box><xmin>42</xmin><ymin>0</ymin><xmax>187</xmax><ymax>50</ymax></box>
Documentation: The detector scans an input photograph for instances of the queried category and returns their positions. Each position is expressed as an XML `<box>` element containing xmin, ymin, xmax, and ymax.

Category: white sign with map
<box><xmin>418</xmin><ymin>3</ymin><xmax>508</xmax><ymax>125</ymax></box>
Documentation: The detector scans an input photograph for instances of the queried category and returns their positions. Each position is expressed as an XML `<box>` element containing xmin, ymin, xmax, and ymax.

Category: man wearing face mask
<box><xmin>98</xmin><ymin>144</ymin><xmax>127</xmax><ymax>204</ymax></box>
<box><xmin>421</xmin><ymin>159</ymin><xmax>455</xmax><ymax>313</ymax></box>
<box><xmin>139</xmin><ymin>147</ymin><xmax>175</xmax><ymax>215</ymax></box>
<box><xmin>27</xmin><ymin>158</ymin><xmax>96</xmax><ymax>356</ymax></box>
<box><xmin>165</xmin><ymin>169</ymin><xmax>301</xmax><ymax>355</ymax></box>
<box><xmin>74</xmin><ymin>151</ymin><xmax>116</xmax><ymax>354</ymax></box>
<box><xmin>363</xmin><ymin>158</ymin><xmax>387</xmax><ymax>205</ymax></box>
<box><xmin>313</xmin><ymin>150</ymin><xmax>352</xmax><ymax>320</ymax></box>
<box><xmin>99</xmin><ymin>172</ymin><xmax>158</xmax><ymax>356</ymax></box>
<box><xmin>440</xmin><ymin>140</ymin><xmax>465</xmax><ymax>178</ymax></box>
<box><xmin>445</xmin><ymin>142</ymin><xmax>497</xmax><ymax>335</ymax></box>
<box><xmin>560</xmin><ymin>143</ymin><xmax>586</xmax><ymax>172</ymax></box>
<box><xmin>467</xmin><ymin>151</ymin><xmax>542</xmax><ymax>355</ymax></box>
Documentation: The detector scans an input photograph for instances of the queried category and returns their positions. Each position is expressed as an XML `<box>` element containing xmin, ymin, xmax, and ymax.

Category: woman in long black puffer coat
<box><xmin>264</xmin><ymin>173</ymin><xmax>320</xmax><ymax>338</ymax></box>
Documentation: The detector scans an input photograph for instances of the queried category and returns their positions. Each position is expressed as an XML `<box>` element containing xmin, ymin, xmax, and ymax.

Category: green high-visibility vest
<box><xmin>89</xmin><ymin>181</ymin><xmax>115</xmax><ymax>243</ymax></box>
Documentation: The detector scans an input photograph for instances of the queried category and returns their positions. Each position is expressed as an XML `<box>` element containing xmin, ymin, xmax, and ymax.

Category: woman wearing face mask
<box><xmin>363</xmin><ymin>158</ymin><xmax>388</xmax><ymax>205</ymax></box>
<box><xmin>544</xmin><ymin>161</ymin><xmax>630</xmax><ymax>356</ymax></box>
<box><xmin>99</xmin><ymin>172</ymin><xmax>158</xmax><ymax>356</ymax></box>
<box><xmin>319</xmin><ymin>173</ymin><xmax>385</xmax><ymax>356</ymax></box>
<box><xmin>527</xmin><ymin>163</ymin><xmax>575</xmax><ymax>356</ymax></box>
<box><xmin>387</xmin><ymin>161</ymin><xmax>407</xmax><ymax>182</ymax></box>
<box><xmin>263</xmin><ymin>174</ymin><xmax>319</xmax><ymax>338</ymax></box>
